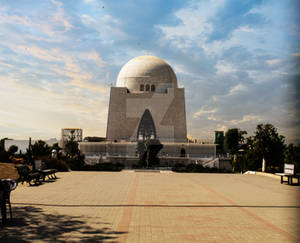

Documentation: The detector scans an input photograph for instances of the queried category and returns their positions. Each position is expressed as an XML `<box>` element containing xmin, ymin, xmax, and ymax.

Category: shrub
<box><xmin>172</xmin><ymin>163</ymin><xmax>231</xmax><ymax>173</ymax></box>
<box><xmin>132</xmin><ymin>164</ymin><xmax>142</xmax><ymax>169</ymax></box>
<box><xmin>42</xmin><ymin>157</ymin><xmax>69</xmax><ymax>172</ymax></box>
<box><xmin>65</xmin><ymin>154</ymin><xmax>85</xmax><ymax>171</ymax></box>
<box><xmin>0</xmin><ymin>151</ymin><xmax>9</xmax><ymax>163</ymax></box>
<box><xmin>83</xmin><ymin>162</ymin><xmax>124</xmax><ymax>171</ymax></box>
<box><xmin>266</xmin><ymin>166</ymin><xmax>281</xmax><ymax>173</ymax></box>
<box><xmin>172</xmin><ymin>163</ymin><xmax>186</xmax><ymax>172</ymax></box>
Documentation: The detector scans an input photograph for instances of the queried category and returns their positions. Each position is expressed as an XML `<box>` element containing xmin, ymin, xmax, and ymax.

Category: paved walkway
<box><xmin>1</xmin><ymin>171</ymin><xmax>300</xmax><ymax>242</ymax></box>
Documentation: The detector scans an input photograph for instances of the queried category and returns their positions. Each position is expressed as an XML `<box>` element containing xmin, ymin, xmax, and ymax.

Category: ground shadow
<box><xmin>11</xmin><ymin>203</ymin><xmax>300</xmax><ymax>208</ymax></box>
<box><xmin>0</xmin><ymin>206</ymin><xmax>126</xmax><ymax>242</ymax></box>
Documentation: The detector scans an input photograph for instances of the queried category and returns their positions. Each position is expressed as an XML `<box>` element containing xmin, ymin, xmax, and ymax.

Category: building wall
<box><xmin>79</xmin><ymin>142</ymin><xmax>137</xmax><ymax>156</ymax></box>
<box><xmin>106</xmin><ymin>87</ymin><xmax>187</xmax><ymax>142</ymax></box>
<box><xmin>79</xmin><ymin>142</ymin><xmax>216</xmax><ymax>161</ymax></box>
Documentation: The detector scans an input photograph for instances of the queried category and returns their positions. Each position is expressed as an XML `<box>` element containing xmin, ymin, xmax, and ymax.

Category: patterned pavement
<box><xmin>1</xmin><ymin>171</ymin><xmax>300</xmax><ymax>242</ymax></box>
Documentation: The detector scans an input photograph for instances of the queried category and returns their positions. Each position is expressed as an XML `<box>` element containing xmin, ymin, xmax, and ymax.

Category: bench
<box><xmin>15</xmin><ymin>165</ymin><xmax>42</xmax><ymax>186</ymax></box>
<box><xmin>276</xmin><ymin>164</ymin><xmax>300</xmax><ymax>185</ymax></box>
<box><xmin>34</xmin><ymin>160</ymin><xmax>57</xmax><ymax>181</ymax></box>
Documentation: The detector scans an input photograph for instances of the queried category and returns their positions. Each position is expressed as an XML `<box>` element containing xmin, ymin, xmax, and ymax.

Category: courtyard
<box><xmin>1</xmin><ymin>171</ymin><xmax>300</xmax><ymax>242</ymax></box>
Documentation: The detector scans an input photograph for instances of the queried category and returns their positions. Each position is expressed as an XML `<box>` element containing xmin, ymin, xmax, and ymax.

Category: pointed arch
<box><xmin>137</xmin><ymin>109</ymin><xmax>156</xmax><ymax>140</ymax></box>
<box><xmin>151</xmin><ymin>84</ymin><xmax>155</xmax><ymax>92</ymax></box>
<box><xmin>145</xmin><ymin>84</ymin><xmax>150</xmax><ymax>91</ymax></box>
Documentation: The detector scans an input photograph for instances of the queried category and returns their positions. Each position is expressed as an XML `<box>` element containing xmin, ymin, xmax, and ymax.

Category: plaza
<box><xmin>1</xmin><ymin>171</ymin><xmax>300</xmax><ymax>242</ymax></box>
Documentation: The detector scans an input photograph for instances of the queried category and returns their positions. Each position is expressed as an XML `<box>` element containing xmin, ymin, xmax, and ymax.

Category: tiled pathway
<box><xmin>1</xmin><ymin>171</ymin><xmax>300</xmax><ymax>242</ymax></box>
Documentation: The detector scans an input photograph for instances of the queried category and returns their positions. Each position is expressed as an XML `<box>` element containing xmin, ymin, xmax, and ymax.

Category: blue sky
<box><xmin>0</xmin><ymin>0</ymin><xmax>299</xmax><ymax>143</ymax></box>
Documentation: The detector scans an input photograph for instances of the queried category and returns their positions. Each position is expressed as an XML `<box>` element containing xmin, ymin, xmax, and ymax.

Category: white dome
<box><xmin>116</xmin><ymin>56</ymin><xmax>177</xmax><ymax>93</ymax></box>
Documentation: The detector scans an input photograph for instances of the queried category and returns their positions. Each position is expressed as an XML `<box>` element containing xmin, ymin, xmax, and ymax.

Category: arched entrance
<box><xmin>180</xmin><ymin>147</ymin><xmax>186</xmax><ymax>157</ymax></box>
<box><xmin>137</xmin><ymin>109</ymin><xmax>156</xmax><ymax>141</ymax></box>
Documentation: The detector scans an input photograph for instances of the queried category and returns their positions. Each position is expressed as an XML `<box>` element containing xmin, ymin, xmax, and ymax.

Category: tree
<box><xmin>64</xmin><ymin>133</ymin><xmax>84</xmax><ymax>170</ymax></box>
<box><xmin>8</xmin><ymin>145</ymin><xmax>18</xmax><ymax>155</ymax></box>
<box><xmin>252</xmin><ymin>124</ymin><xmax>285</xmax><ymax>170</ymax></box>
<box><xmin>284</xmin><ymin>144</ymin><xmax>300</xmax><ymax>172</ymax></box>
<box><xmin>0</xmin><ymin>151</ymin><xmax>9</xmax><ymax>162</ymax></box>
<box><xmin>241</xmin><ymin>137</ymin><xmax>259</xmax><ymax>170</ymax></box>
<box><xmin>224</xmin><ymin>128</ymin><xmax>247</xmax><ymax>155</ymax></box>
<box><xmin>31</xmin><ymin>140</ymin><xmax>51</xmax><ymax>158</ymax></box>
<box><xmin>64</xmin><ymin>140</ymin><xmax>80</xmax><ymax>158</ymax></box>
<box><xmin>0</xmin><ymin>138</ymin><xmax>7</xmax><ymax>152</ymax></box>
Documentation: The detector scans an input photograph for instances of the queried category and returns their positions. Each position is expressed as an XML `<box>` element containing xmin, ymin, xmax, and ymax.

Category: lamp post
<box><xmin>238</xmin><ymin>149</ymin><xmax>245</xmax><ymax>174</ymax></box>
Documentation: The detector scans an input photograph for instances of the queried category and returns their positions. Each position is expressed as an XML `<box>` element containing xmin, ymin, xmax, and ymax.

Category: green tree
<box><xmin>224</xmin><ymin>128</ymin><xmax>247</xmax><ymax>155</ymax></box>
<box><xmin>0</xmin><ymin>138</ymin><xmax>7</xmax><ymax>152</ymax></box>
<box><xmin>252</xmin><ymin>124</ymin><xmax>286</xmax><ymax>171</ymax></box>
<box><xmin>31</xmin><ymin>140</ymin><xmax>51</xmax><ymax>158</ymax></box>
<box><xmin>284</xmin><ymin>144</ymin><xmax>300</xmax><ymax>172</ymax></box>
<box><xmin>241</xmin><ymin>136</ymin><xmax>261</xmax><ymax>171</ymax></box>
<box><xmin>51</xmin><ymin>142</ymin><xmax>61</xmax><ymax>151</ymax></box>
<box><xmin>64</xmin><ymin>140</ymin><xmax>80</xmax><ymax>158</ymax></box>
<box><xmin>8</xmin><ymin>145</ymin><xmax>18</xmax><ymax>155</ymax></box>
<box><xmin>64</xmin><ymin>133</ymin><xmax>84</xmax><ymax>170</ymax></box>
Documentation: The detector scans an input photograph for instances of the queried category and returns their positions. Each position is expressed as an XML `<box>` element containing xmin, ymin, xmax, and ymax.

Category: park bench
<box><xmin>15</xmin><ymin>165</ymin><xmax>42</xmax><ymax>186</ymax></box>
<box><xmin>276</xmin><ymin>163</ymin><xmax>300</xmax><ymax>185</ymax></box>
<box><xmin>34</xmin><ymin>161</ymin><xmax>57</xmax><ymax>181</ymax></box>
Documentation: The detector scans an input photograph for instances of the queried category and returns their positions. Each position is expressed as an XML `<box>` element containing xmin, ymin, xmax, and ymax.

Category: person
<box><xmin>0</xmin><ymin>179</ymin><xmax>17</xmax><ymax>224</ymax></box>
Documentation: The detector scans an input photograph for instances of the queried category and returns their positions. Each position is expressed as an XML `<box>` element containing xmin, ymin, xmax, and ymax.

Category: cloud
<box><xmin>228</xmin><ymin>114</ymin><xmax>263</xmax><ymax>125</ymax></box>
<box><xmin>0</xmin><ymin>0</ymin><xmax>299</xmax><ymax>144</ymax></box>
<box><xmin>216</xmin><ymin>60</ymin><xmax>237</xmax><ymax>74</ymax></box>
<box><xmin>82</xmin><ymin>0</ymin><xmax>99</xmax><ymax>4</ymax></box>
<box><xmin>228</xmin><ymin>83</ymin><xmax>247</xmax><ymax>95</ymax></box>
<box><xmin>265</xmin><ymin>59</ymin><xmax>280</xmax><ymax>66</ymax></box>
<box><xmin>157</xmin><ymin>0</ymin><xmax>224</xmax><ymax>50</ymax></box>
<box><xmin>11</xmin><ymin>45</ymin><xmax>62</xmax><ymax>62</ymax></box>
<box><xmin>81</xmin><ymin>14</ymin><xmax>96</xmax><ymax>25</ymax></box>
<box><xmin>51</xmin><ymin>0</ymin><xmax>73</xmax><ymax>32</ymax></box>
<box><xmin>193</xmin><ymin>108</ymin><xmax>217</xmax><ymax>118</ymax></box>
<box><xmin>207</xmin><ymin>0</ymin><xmax>264</xmax><ymax>41</ymax></box>
<box><xmin>2</xmin><ymin>41</ymin><xmax>108</xmax><ymax>93</ymax></box>
<box><xmin>69</xmin><ymin>79</ymin><xmax>108</xmax><ymax>93</ymax></box>
<box><xmin>0</xmin><ymin>76</ymin><xmax>109</xmax><ymax>139</ymax></box>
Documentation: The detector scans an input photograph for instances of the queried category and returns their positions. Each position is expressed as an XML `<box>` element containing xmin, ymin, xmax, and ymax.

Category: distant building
<box><xmin>60</xmin><ymin>128</ymin><xmax>82</xmax><ymax>148</ymax></box>
<box><xmin>83</xmin><ymin>137</ymin><xmax>106</xmax><ymax>142</ymax></box>
<box><xmin>214</xmin><ymin>131</ymin><xmax>225</xmax><ymax>154</ymax></box>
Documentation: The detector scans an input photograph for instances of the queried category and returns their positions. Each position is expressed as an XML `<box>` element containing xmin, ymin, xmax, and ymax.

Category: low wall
<box><xmin>104</xmin><ymin>156</ymin><xmax>190</xmax><ymax>167</ymax></box>
<box><xmin>107</xmin><ymin>157</ymin><xmax>139</xmax><ymax>167</ymax></box>
<box><xmin>159</xmin><ymin>157</ymin><xmax>189</xmax><ymax>166</ymax></box>
<box><xmin>255</xmin><ymin>172</ymin><xmax>281</xmax><ymax>180</ymax></box>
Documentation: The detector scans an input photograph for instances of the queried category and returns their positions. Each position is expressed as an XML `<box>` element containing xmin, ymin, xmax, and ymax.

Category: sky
<box><xmin>0</xmin><ymin>0</ymin><xmax>299</xmax><ymax>143</ymax></box>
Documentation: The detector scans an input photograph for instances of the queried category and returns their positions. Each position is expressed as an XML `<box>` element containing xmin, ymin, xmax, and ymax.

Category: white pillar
<box><xmin>262</xmin><ymin>158</ymin><xmax>266</xmax><ymax>172</ymax></box>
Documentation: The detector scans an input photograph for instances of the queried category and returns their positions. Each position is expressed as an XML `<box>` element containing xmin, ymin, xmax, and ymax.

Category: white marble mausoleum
<box><xmin>79</xmin><ymin>56</ymin><xmax>216</xmax><ymax>166</ymax></box>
